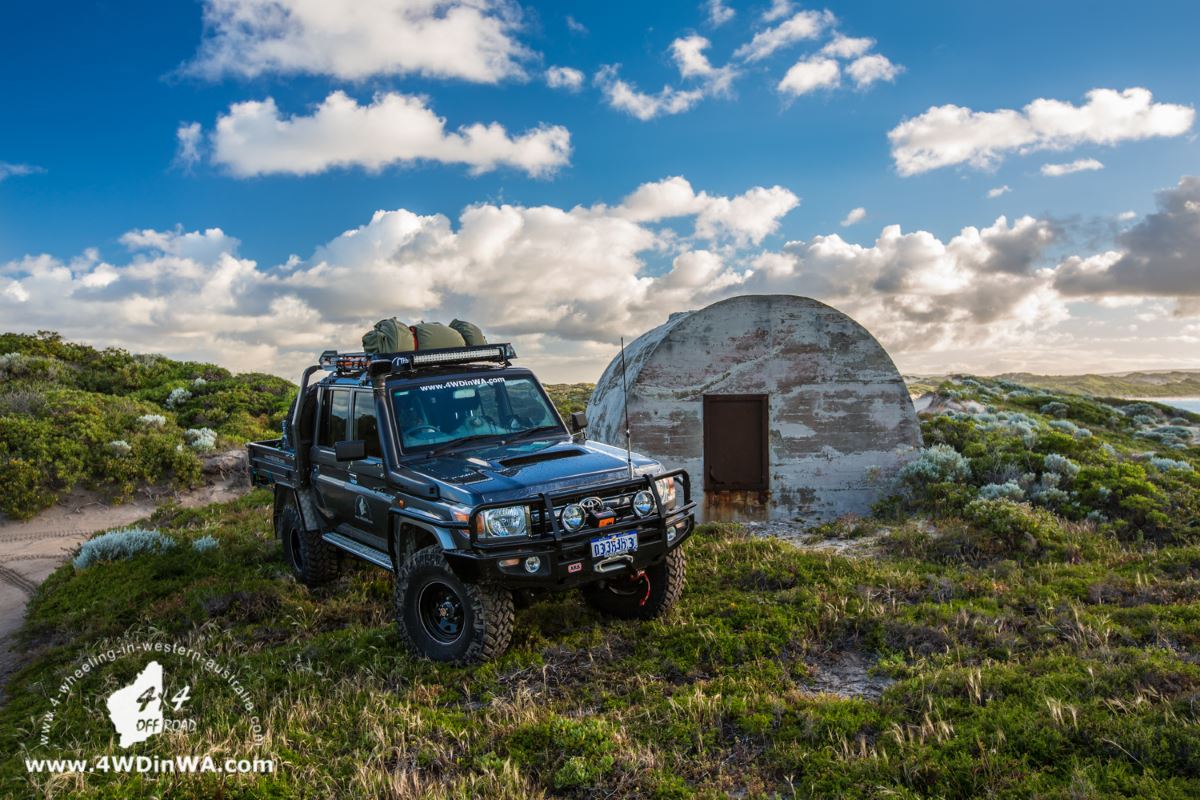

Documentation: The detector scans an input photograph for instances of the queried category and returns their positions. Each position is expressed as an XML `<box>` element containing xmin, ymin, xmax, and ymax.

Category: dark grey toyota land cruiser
<box><xmin>248</xmin><ymin>344</ymin><xmax>695</xmax><ymax>662</ymax></box>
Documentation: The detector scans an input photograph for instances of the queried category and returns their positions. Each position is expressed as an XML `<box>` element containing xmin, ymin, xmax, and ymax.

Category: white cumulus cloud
<box><xmin>846</xmin><ymin>54</ymin><xmax>901</xmax><ymax>88</ymax></box>
<box><xmin>670</xmin><ymin>35</ymin><xmax>736</xmax><ymax>93</ymax></box>
<box><xmin>596</xmin><ymin>37</ymin><xmax>738</xmax><ymax>122</ymax></box>
<box><xmin>207</xmin><ymin>91</ymin><xmax>571</xmax><ymax>177</ymax></box>
<box><xmin>1041</xmin><ymin>158</ymin><xmax>1104</xmax><ymax>177</ymax></box>
<box><xmin>595</xmin><ymin>67</ymin><xmax>705</xmax><ymax>121</ymax></box>
<box><xmin>617</xmin><ymin>176</ymin><xmax>799</xmax><ymax>245</ymax></box>
<box><xmin>987</xmin><ymin>185</ymin><xmax>1011</xmax><ymax>199</ymax></box>
<box><xmin>6</xmin><ymin>178</ymin><xmax>1198</xmax><ymax>380</ymax></box>
<box><xmin>734</xmin><ymin>9</ymin><xmax>834</xmax><ymax>62</ymax></box>
<box><xmin>545</xmin><ymin>66</ymin><xmax>585</xmax><ymax>91</ymax></box>
<box><xmin>183</xmin><ymin>0</ymin><xmax>530</xmax><ymax>83</ymax></box>
<box><xmin>777</xmin><ymin>57</ymin><xmax>840</xmax><ymax>96</ymax></box>
<box><xmin>705</xmin><ymin>0</ymin><xmax>734</xmax><ymax>27</ymax></box>
<box><xmin>841</xmin><ymin>207</ymin><xmax>866</xmax><ymax>226</ymax></box>
<box><xmin>889</xmin><ymin>87</ymin><xmax>1194</xmax><ymax>176</ymax></box>
<box><xmin>762</xmin><ymin>0</ymin><xmax>792</xmax><ymax>22</ymax></box>
<box><xmin>174</xmin><ymin>122</ymin><xmax>203</xmax><ymax>169</ymax></box>
<box><xmin>821</xmin><ymin>34</ymin><xmax>874</xmax><ymax>59</ymax></box>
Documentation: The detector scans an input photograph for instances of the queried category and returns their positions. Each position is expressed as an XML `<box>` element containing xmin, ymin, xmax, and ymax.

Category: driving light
<box><xmin>560</xmin><ymin>503</ymin><xmax>585</xmax><ymax>532</ymax></box>
<box><xmin>655</xmin><ymin>477</ymin><xmax>677</xmax><ymax>511</ymax></box>
<box><xmin>480</xmin><ymin>506</ymin><xmax>530</xmax><ymax>537</ymax></box>
<box><xmin>524</xmin><ymin>556</ymin><xmax>541</xmax><ymax>573</ymax></box>
<box><xmin>632</xmin><ymin>489</ymin><xmax>655</xmax><ymax>517</ymax></box>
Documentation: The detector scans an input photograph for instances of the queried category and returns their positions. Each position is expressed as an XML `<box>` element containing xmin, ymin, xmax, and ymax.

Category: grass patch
<box><xmin>2</xmin><ymin>490</ymin><xmax>1199</xmax><ymax>797</ymax></box>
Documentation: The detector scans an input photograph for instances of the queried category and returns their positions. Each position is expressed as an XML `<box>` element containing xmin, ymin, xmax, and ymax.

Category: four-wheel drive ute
<box><xmin>248</xmin><ymin>344</ymin><xmax>695</xmax><ymax>662</ymax></box>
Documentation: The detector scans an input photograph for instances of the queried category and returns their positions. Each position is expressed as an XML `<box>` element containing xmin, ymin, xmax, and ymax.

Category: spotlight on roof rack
<box><xmin>318</xmin><ymin>352</ymin><xmax>372</xmax><ymax>374</ymax></box>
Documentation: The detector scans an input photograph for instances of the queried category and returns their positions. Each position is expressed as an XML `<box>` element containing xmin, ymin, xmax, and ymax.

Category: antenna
<box><xmin>619</xmin><ymin>336</ymin><xmax>634</xmax><ymax>479</ymax></box>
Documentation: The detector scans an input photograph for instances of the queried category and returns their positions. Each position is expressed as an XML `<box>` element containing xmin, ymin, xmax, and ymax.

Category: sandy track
<box><xmin>0</xmin><ymin>451</ymin><xmax>251</xmax><ymax>703</ymax></box>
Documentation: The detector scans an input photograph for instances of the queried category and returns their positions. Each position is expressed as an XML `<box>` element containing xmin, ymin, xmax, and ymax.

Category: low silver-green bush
<box><xmin>185</xmin><ymin>427</ymin><xmax>218</xmax><ymax>452</ymax></box>
<box><xmin>192</xmin><ymin>534</ymin><xmax>219</xmax><ymax>552</ymax></box>
<box><xmin>898</xmin><ymin>444</ymin><xmax>971</xmax><ymax>487</ymax></box>
<box><xmin>73</xmin><ymin>528</ymin><xmax>176</xmax><ymax>570</ymax></box>
<box><xmin>979</xmin><ymin>482</ymin><xmax>1025</xmax><ymax>501</ymax></box>
<box><xmin>1043</xmin><ymin>453</ymin><xmax>1081</xmax><ymax>481</ymax></box>
<box><xmin>1150</xmin><ymin>457</ymin><xmax>1193</xmax><ymax>473</ymax></box>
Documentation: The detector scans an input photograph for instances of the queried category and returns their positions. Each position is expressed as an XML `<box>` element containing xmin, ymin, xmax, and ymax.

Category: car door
<box><xmin>310</xmin><ymin>386</ymin><xmax>355</xmax><ymax>526</ymax></box>
<box><xmin>339</xmin><ymin>390</ymin><xmax>391</xmax><ymax>550</ymax></box>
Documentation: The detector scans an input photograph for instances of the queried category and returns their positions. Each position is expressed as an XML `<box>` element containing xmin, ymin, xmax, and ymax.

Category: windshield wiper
<box><xmin>427</xmin><ymin>433</ymin><xmax>504</xmax><ymax>458</ymax></box>
<box><xmin>506</xmin><ymin>424</ymin><xmax>566</xmax><ymax>443</ymax></box>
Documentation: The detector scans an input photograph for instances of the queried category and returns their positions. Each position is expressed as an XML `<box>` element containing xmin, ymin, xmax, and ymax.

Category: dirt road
<box><xmin>0</xmin><ymin>451</ymin><xmax>250</xmax><ymax>702</ymax></box>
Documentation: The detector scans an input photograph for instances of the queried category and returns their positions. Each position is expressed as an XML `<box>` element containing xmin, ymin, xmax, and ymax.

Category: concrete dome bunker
<box><xmin>587</xmin><ymin>294</ymin><xmax>922</xmax><ymax>522</ymax></box>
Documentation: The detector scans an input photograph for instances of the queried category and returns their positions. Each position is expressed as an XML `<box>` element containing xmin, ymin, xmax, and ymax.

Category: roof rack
<box><xmin>318</xmin><ymin>343</ymin><xmax>517</xmax><ymax>376</ymax></box>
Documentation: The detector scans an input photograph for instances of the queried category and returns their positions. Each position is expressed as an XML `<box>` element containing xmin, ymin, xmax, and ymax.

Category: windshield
<box><xmin>392</xmin><ymin>374</ymin><xmax>563</xmax><ymax>453</ymax></box>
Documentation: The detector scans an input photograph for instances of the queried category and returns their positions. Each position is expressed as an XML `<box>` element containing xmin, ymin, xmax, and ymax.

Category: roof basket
<box><xmin>318</xmin><ymin>343</ymin><xmax>516</xmax><ymax>375</ymax></box>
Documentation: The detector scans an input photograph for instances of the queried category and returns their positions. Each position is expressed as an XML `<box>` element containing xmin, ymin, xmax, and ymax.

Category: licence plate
<box><xmin>590</xmin><ymin>532</ymin><xmax>638</xmax><ymax>559</ymax></box>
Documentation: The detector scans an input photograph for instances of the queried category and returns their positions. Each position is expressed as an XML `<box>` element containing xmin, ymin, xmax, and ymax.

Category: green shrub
<box><xmin>543</xmin><ymin>383</ymin><xmax>593</xmax><ymax>418</ymax></box>
<box><xmin>1074</xmin><ymin>462</ymin><xmax>1170</xmax><ymax>538</ymax></box>
<box><xmin>0</xmin><ymin>332</ymin><xmax>287</xmax><ymax>517</ymax></box>
<box><xmin>962</xmin><ymin>498</ymin><xmax>1069</xmax><ymax>560</ymax></box>
<box><xmin>0</xmin><ymin>458</ymin><xmax>54</xmax><ymax>519</ymax></box>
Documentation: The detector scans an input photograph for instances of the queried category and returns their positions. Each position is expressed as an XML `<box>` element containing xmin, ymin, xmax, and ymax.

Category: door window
<box><xmin>319</xmin><ymin>389</ymin><xmax>350</xmax><ymax>447</ymax></box>
<box><xmin>352</xmin><ymin>392</ymin><xmax>382</xmax><ymax>459</ymax></box>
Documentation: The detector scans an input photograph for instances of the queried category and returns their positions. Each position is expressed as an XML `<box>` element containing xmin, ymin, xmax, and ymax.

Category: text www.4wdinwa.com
<box><xmin>26</xmin><ymin>755</ymin><xmax>275</xmax><ymax>774</ymax></box>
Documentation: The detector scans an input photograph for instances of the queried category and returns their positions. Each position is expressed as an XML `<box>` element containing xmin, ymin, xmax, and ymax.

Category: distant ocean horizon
<box><xmin>1147</xmin><ymin>398</ymin><xmax>1200</xmax><ymax>414</ymax></box>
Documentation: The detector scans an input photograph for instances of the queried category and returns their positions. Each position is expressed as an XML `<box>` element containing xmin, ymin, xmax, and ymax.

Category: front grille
<box><xmin>532</xmin><ymin>485</ymin><xmax>647</xmax><ymax>536</ymax></box>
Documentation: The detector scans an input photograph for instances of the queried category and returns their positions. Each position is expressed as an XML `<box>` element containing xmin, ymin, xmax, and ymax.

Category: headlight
<box><xmin>479</xmin><ymin>506</ymin><xmax>530</xmax><ymax>537</ymax></box>
<box><xmin>560</xmin><ymin>503</ymin><xmax>585</xmax><ymax>532</ymax></box>
<box><xmin>655</xmin><ymin>476</ymin><xmax>677</xmax><ymax>511</ymax></box>
<box><xmin>632</xmin><ymin>489</ymin><xmax>655</xmax><ymax>517</ymax></box>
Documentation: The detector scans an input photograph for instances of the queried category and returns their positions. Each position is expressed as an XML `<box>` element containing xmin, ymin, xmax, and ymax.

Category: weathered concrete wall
<box><xmin>589</xmin><ymin>295</ymin><xmax>921</xmax><ymax>523</ymax></box>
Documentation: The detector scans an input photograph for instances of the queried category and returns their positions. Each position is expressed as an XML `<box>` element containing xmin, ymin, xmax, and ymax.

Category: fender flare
<box><xmin>386</xmin><ymin>509</ymin><xmax>456</xmax><ymax>572</ymax></box>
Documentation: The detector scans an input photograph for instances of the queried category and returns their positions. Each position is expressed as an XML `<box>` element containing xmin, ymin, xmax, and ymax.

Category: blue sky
<box><xmin>2</xmin><ymin>1</ymin><xmax>1199</xmax><ymax>381</ymax></box>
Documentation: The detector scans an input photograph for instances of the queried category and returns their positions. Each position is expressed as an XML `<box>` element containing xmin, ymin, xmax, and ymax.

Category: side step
<box><xmin>322</xmin><ymin>531</ymin><xmax>392</xmax><ymax>570</ymax></box>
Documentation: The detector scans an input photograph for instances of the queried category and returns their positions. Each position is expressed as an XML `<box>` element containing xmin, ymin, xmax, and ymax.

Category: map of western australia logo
<box><xmin>105</xmin><ymin>660</ymin><xmax>192</xmax><ymax>748</ymax></box>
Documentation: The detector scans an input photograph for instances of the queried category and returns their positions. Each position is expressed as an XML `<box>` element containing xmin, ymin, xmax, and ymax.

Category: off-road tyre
<box><xmin>582</xmin><ymin>547</ymin><xmax>686</xmax><ymax>620</ymax></box>
<box><xmin>395</xmin><ymin>545</ymin><xmax>514</xmax><ymax>663</ymax></box>
<box><xmin>278</xmin><ymin>497</ymin><xmax>339</xmax><ymax>588</ymax></box>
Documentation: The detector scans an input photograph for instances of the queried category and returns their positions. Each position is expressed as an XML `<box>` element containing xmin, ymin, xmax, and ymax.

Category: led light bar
<box><xmin>319</xmin><ymin>344</ymin><xmax>516</xmax><ymax>375</ymax></box>
<box><xmin>396</xmin><ymin>344</ymin><xmax>514</xmax><ymax>368</ymax></box>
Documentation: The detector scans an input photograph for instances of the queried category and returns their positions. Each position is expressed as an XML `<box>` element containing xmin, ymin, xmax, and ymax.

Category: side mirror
<box><xmin>334</xmin><ymin>439</ymin><xmax>367</xmax><ymax>462</ymax></box>
<box><xmin>569</xmin><ymin>411</ymin><xmax>588</xmax><ymax>434</ymax></box>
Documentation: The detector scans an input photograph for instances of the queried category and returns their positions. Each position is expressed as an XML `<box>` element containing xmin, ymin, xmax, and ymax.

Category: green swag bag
<box><xmin>362</xmin><ymin>318</ymin><xmax>416</xmax><ymax>354</ymax></box>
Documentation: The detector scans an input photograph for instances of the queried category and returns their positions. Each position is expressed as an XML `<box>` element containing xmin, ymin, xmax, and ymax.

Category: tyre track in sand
<box><xmin>0</xmin><ymin>564</ymin><xmax>38</xmax><ymax>596</ymax></box>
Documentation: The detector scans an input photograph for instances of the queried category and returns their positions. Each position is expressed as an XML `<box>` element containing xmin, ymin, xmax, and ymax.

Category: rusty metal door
<box><xmin>703</xmin><ymin>394</ymin><xmax>768</xmax><ymax>491</ymax></box>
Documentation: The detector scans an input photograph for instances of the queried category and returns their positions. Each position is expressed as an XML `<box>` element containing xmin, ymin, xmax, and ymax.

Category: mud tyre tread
<box><xmin>278</xmin><ymin>497</ymin><xmax>339</xmax><ymax>587</ymax></box>
<box><xmin>395</xmin><ymin>545</ymin><xmax>514</xmax><ymax>663</ymax></box>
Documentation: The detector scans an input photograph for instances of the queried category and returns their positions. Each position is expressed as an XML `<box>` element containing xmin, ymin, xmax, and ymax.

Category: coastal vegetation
<box><xmin>1</xmin><ymin>338</ymin><xmax>1198</xmax><ymax>797</ymax></box>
